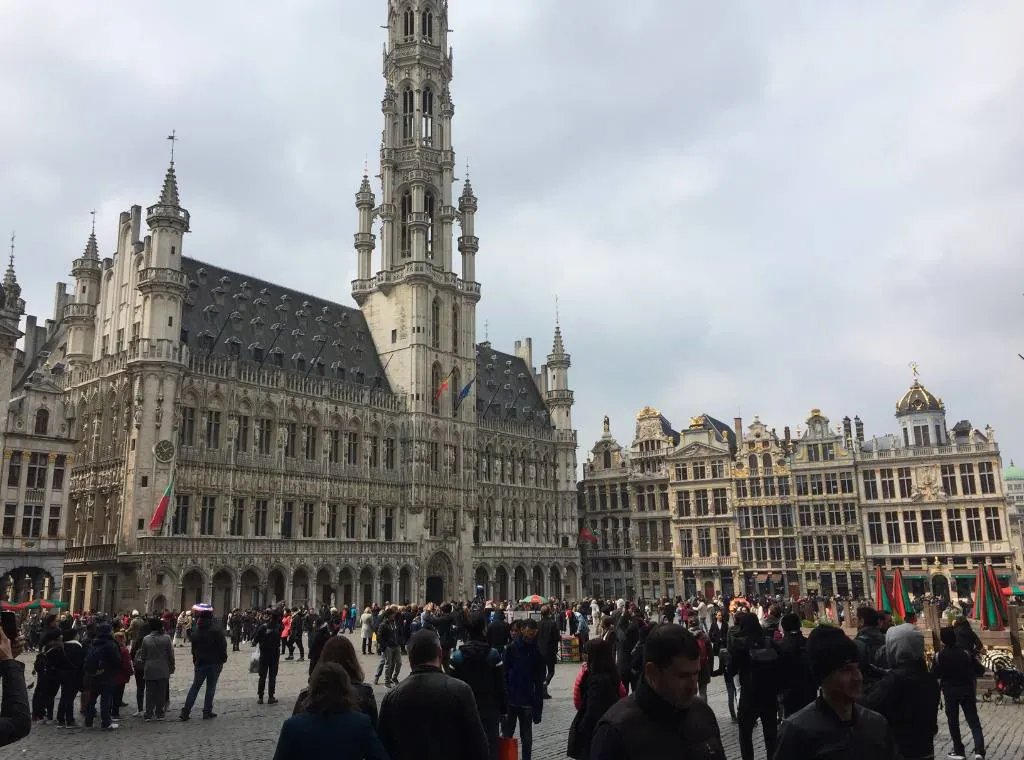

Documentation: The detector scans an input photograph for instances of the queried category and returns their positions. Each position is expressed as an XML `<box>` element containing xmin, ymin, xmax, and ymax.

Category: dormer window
<box><xmin>270</xmin><ymin>349</ymin><xmax>284</xmax><ymax>367</ymax></box>
<box><xmin>34</xmin><ymin>408</ymin><xmax>49</xmax><ymax>436</ymax></box>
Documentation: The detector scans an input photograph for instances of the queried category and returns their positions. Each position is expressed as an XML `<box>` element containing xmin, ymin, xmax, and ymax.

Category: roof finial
<box><xmin>555</xmin><ymin>293</ymin><xmax>560</xmax><ymax>326</ymax></box>
<box><xmin>7</xmin><ymin>231</ymin><xmax>13</xmax><ymax>268</ymax></box>
<box><xmin>167</xmin><ymin>129</ymin><xmax>178</xmax><ymax>164</ymax></box>
<box><xmin>363</xmin><ymin>154</ymin><xmax>369</xmax><ymax>177</ymax></box>
<box><xmin>484</xmin><ymin>319</ymin><xmax>489</xmax><ymax>342</ymax></box>
<box><xmin>909</xmin><ymin>360</ymin><xmax>920</xmax><ymax>382</ymax></box>
<box><xmin>90</xmin><ymin>209</ymin><xmax>96</xmax><ymax>235</ymax></box>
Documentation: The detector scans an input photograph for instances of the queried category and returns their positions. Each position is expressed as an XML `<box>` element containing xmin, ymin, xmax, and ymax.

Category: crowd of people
<box><xmin>0</xmin><ymin>591</ymin><xmax>1008</xmax><ymax>760</ymax></box>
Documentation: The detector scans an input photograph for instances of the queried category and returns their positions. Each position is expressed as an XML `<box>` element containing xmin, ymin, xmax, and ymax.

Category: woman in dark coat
<box><xmin>568</xmin><ymin>638</ymin><xmax>624</xmax><ymax>760</ymax></box>
<box><xmin>273</xmin><ymin>663</ymin><xmax>386</xmax><ymax>760</ymax></box>
<box><xmin>293</xmin><ymin>635</ymin><xmax>377</xmax><ymax>725</ymax></box>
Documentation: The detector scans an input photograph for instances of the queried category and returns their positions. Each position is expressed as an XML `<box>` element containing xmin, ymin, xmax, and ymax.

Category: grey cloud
<box><xmin>2</xmin><ymin>1</ymin><xmax>1023</xmax><ymax>465</ymax></box>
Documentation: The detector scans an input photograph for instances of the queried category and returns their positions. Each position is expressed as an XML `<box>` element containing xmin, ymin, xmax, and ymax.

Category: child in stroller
<box><xmin>982</xmin><ymin>665</ymin><xmax>1024</xmax><ymax>704</ymax></box>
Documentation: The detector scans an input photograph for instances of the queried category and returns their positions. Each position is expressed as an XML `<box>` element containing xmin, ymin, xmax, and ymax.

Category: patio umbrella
<box><xmin>16</xmin><ymin>599</ymin><xmax>67</xmax><ymax>610</ymax></box>
<box><xmin>891</xmin><ymin>568</ymin><xmax>914</xmax><ymax>623</ymax></box>
<box><xmin>874</xmin><ymin>566</ymin><xmax>892</xmax><ymax>613</ymax></box>
<box><xmin>519</xmin><ymin>595</ymin><xmax>548</xmax><ymax>605</ymax></box>
<box><xmin>191</xmin><ymin>603</ymin><xmax>213</xmax><ymax>614</ymax></box>
<box><xmin>1001</xmin><ymin>585</ymin><xmax>1024</xmax><ymax>596</ymax></box>
<box><xmin>983</xmin><ymin>565</ymin><xmax>1008</xmax><ymax>631</ymax></box>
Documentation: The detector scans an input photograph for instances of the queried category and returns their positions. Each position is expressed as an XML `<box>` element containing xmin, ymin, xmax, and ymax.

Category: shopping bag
<box><xmin>249</xmin><ymin>652</ymin><xmax>260</xmax><ymax>674</ymax></box>
<box><xmin>498</xmin><ymin>736</ymin><xmax>518</xmax><ymax>760</ymax></box>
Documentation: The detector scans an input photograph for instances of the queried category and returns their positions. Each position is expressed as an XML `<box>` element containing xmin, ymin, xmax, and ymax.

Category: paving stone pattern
<box><xmin>14</xmin><ymin>643</ymin><xmax>1024</xmax><ymax>759</ymax></box>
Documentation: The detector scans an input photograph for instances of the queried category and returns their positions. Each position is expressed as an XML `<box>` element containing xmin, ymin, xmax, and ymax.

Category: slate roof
<box><xmin>180</xmin><ymin>257</ymin><xmax>392</xmax><ymax>392</ymax></box>
<box><xmin>474</xmin><ymin>342</ymin><xmax>552</xmax><ymax>428</ymax></box>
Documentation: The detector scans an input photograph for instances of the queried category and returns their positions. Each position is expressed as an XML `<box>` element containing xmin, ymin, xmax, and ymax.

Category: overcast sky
<box><xmin>3</xmin><ymin>1</ymin><xmax>1023</xmax><ymax>468</ymax></box>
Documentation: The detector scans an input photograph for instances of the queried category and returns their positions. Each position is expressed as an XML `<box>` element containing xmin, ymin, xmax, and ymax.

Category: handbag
<box><xmin>498</xmin><ymin>736</ymin><xmax>518</xmax><ymax>760</ymax></box>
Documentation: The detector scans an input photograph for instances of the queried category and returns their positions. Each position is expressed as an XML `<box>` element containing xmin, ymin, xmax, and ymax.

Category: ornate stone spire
<box><xmin>551</xmin><ymin>295</ymin><xmax>566</xmax><ymax>357</ymax></box>
<box><xmin>3</xmin><ymin>233</ymin><xmax>20</xmax><ymax>302</ymax></box>
<box><xmin>159</xmin><ymin>161</ymin><xmax>181</xmax><ymax>207</ymax></box>
<box><xmin>460</xmin><ymin>159</ymin><xmax>475</xmax><ymax>200</ymax></box>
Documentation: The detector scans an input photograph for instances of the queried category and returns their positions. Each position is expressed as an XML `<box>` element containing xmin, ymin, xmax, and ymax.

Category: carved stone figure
<box><xmin>277</xmin><ymin>426</ymin><xmax>288</xmax><ymax>449</ymax></box>
<box><xmin>603</xmin><ymin>415</ymin><xmax>610</xmax><ymax>434</ymax></box>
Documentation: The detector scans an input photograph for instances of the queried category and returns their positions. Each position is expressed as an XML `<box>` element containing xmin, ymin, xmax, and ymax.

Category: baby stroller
<box><xmin>982</xmin><ymin>666</ymin><xmax>1024</xmax><ymax>704</ymax></box>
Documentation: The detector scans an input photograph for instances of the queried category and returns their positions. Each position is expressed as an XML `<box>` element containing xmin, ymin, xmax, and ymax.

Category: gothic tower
<box><xmin>352</xmin><ymin>0</ymin><xmax>480</xmax><ymax>418</ymax></box>
<box><xmin>0</xmin><ymin>250</ymin><xmax>25</xmax><ymax>438</ymax></box>
<box><xmin>64</xmin><ymin>225</ymin><xmax>102</xmax><ymax>366</ymax></box>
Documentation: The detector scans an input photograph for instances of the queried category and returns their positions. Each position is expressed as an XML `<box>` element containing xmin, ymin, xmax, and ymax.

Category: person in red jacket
<box><xmin>111</xmin><ymin>632</ymin><xmax>134</xmax><ymax>719</ymax></box>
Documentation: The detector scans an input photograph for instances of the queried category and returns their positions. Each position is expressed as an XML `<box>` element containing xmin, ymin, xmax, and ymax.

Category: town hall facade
<box><xmin>6</xmin><ymin>0</ymin><xmax>581</xmax><ymax>613</ymax></box>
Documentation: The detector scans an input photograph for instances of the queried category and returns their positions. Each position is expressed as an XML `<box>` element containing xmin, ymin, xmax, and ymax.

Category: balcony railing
<box><xmin>64</xmin><ymin>543</ymin><xmax>118</xmax><ymax>564</ymax></box>
<box><xmin>135</xmin><ymin>536</ymin><xmax>418</xmax><ymax>558</ymax></box>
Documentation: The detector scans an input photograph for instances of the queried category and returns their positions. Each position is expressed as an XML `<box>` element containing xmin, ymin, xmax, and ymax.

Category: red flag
<box><xmin>148</xmin><ymin>478</ymin><xmax>174</xmax><ymax>532</ymax></box>
<box><xmin>579</xmin><ymin>527</ymin><xmax>600</xmax><ymax>544</ymax></box>
<box><xmin>433</xmin><ymin>377</ymin><xmax>450</xmax><ymax>401</ymax></box>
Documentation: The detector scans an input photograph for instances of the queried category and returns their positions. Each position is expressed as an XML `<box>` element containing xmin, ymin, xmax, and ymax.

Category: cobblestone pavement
<box><xmin>13</xmin><ymin>642</ymin><xmax>1024</xmax><ymax>759</ymax></box>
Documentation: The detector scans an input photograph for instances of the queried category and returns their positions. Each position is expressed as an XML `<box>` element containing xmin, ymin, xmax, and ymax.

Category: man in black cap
<box><xmin>774</xmin><ymin>625</ymin><xmax>899</xmax><ymax>760</ymax></box>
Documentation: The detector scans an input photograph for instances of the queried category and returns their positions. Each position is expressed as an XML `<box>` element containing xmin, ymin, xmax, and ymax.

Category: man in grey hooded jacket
<box><xmin>862</xmin><ymin>623</ymin><xmax>939</xmax><ymax>760</ymax></box>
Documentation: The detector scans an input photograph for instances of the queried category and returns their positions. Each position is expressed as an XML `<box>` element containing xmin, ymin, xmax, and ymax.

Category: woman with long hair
<box><xmin>273</xmin><ymin>663</ymin><xmax>387</xmax><ymax>760</ymax></box>
<box><xmin>567</xmin><ymin>638</ymin><xmax>625</xmax><ymax>760</ymax></box>
<box><xmin>293</xmin><ymin>635</ymin><xmax>377</xmax><ymax>724</ymax></box>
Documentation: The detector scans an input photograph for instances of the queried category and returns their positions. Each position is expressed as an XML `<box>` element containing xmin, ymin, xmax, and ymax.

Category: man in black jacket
<box><xmin>933</xmin><ymin>625</ymin><xmax>986</xmax><ymax>760</ymax></box>
<box><xmin>776</xmin><ymin>613</ymin><xmax>816</xmax><ymax>717</ymax></box>
<box><xmin>179</xmin><ymin>610</ymin><xmax>228</xmax><ymax>720</ymax></box>
<box><xmin>536</xmin><ymin>606</ymin><xmax>560</xmax><ymax>697</ymax></box>
<box><xmin>253</xmin><ymin>610</ymin><xmax>282</xmax><ymax>705</ymax></box>
<box><xmin>591</xmin><ymin>624</ymin><xmax>724</xmax><ymax>760</ymax></box>
<box><xmin>81</xmin><ymin>622</ymin><xmax>122</xmax><ymax>730</ymax></box>
<box><xmin>0</xmin><ymin>628</ymin><xmax>30</xmax><ymax>747</ymax></box>
<box><xmin>451</xmin><ymin>615</ymin><xmax>507</xmax><ymax>760</ymax></box>
<box><xmin>774</xmin><ymin>625</ymin><xmax>899</xmax><ymax>760</ymax></box>
<box><xmin>377</xmin><ymin>629</ymin><xmax>489</xmax><ymax>760</ymax></box>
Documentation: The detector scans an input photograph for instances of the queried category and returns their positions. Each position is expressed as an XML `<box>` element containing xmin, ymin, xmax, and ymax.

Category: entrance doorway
<box><xmin>425</xmin><ymin>576</ymin><xmax>444</xmax><ymax>603</ymax></box>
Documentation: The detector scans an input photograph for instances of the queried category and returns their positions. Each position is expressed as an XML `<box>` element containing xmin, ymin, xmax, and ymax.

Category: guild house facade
<box><xmin>580</xmin><ymin>372</ymin><xmax>1012</xmax><ymax>602</ymax></box>
<box><xmin>14</xmin><ymin>0</ymin><xmax>580</xmax><ymax>614</ymax></box>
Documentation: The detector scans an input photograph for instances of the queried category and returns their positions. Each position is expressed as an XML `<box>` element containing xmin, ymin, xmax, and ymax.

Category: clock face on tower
<box><xmin>154</xmin><ymin>440</ymin><xmax>175</xmax><ymax>463</ymax></box>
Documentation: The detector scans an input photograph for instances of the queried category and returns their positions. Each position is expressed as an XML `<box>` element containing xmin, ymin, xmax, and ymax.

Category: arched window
<box><xmin>484</xmin><ymin>447</ymin><xmax>492</xmax><ymax>480</ymax></box>
<box><xmin>402</xmin><ymin>7</ymin><xmax>415</xmax><ymax>38</ymax></box>
<box><xmin>400</xmin><ymin>191</ymin><xmax>412</xmax><ymax>257</ymax></box>
<box><xmin>422</xmin><ymin>87</ymin><xmax>434</xmax><ymax>144</ymax></box>
<box><xmin>762</xmin><ymin>452</ymin><xmax>773</xmax><ymax>474</ymax></box>
<box><xmin>450</xmin><ymin>366</ymin><xmax>461</xmax><ymax>417</ymax></box>
<box><xmin>424</xmin><ymin>191</ymin><xmax>436</xmax><ymax>258</ymax></box>
<box><xmin>421</xmin><ymin>8</ymin><xmax>434</xmax><ymax>40</ymax></box>
<box><xmin>401</xmin><ymin>87</ymin><xmax>414</xmax><ymax>143</ymax></box>
<box><xmin>602</xmin><ymin>449</ymin><xmax>611</xmax><ymax>469</ymax></box>
<box><xmin>34</xmin><ymin>408</ymin><xmax>49</xmax><ymax>436</ymax></box>
<box><xmin>451</xmin><ymin>304</ymin><xmax>459</xmax><ymax>353</ymax></box>
<box><xmin>747</xmin><ymin>454</ymin><xmax>758</xmax><ymax>475</ymax></box>
<box><xmin>431</xmin><ymin>362</ymin><xmax>442</xmax><ymax>415</ymax></box>
<box><xmin>431</xmin><ymin>297</ymin><xmax>441</xmax><ymax>348</ymax></box>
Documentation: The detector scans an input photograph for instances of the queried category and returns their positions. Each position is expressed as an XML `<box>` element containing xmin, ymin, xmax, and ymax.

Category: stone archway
<box><xmin>531</xmin><ymin>565</ymin><xmax>545</xmax><ymax>596</ymax></box>
<box><xmin>495</xmin><ymin>566</ymin><xmax>509</xmax><ymax>602</ymax></box>
<box><xmin>550</xmin><ymin>566</ymin><xmax>562</xmax><ymax>599</ymax></box>
<box><xmin>267</xmin><ymin>568</ymin><xmax>286</xmax><ymax>605</ymax></box>
<box><xmin>514</xmin><ymin>566</ymin><xmax>528</xmax><ymax>601</ymax></box>
<box><xmin>1</xmin><ymin>566</ymin><xmax>56</xmax><ymax>603</ymax></box>
<box><xmin>565</xmin><ymin>565</ymin><xmax>579</xmax><ymax>600</ymax></box>
<box><xmin>398</xmin><ymin>566</ymin><xmax>413</xmax><ymax>604</ymax></box>
<box><xmin>315</xmin><ymin>568</ymin><xmax>333</xmax><ymax>608</ymax></box>
<box><xmin>151</xmin><ymin>594</ymin><xmax>168</xmax><ymax>613</ymax></box>
<box><xmin>339</xmin><ymin>567</ymin><xmax>355</xmax><ymax>607</ymax></box>
<box><xmin>292</xmin><ymin>568</ymin><xmax>310</xmax><ymax>607</ymax></box>
<box><xmin>931</xmin><ymin>572</ymin><xmax>951</xmax><ymax>600</ymax></box>
<box><xmin>475</xmin><ymin>566</ymin><xmax>490</xmax><ymax>599</ymax></box>
<box><xmin>359</xmin><ymin>567</ymin><xmax>374</xmax><ymax>608</ymax></box>
<box><xmin>212</xmin><ymin>569</ymin><xmax>233</xmax><ymax>614</ymax></box>
<box><xmin>240</xmin><ymin>568</ymin><xmax>262</xmax><ymax>609</ymax></box>
<box><xmin>180</xmin><ymin>569</ymin><xmax>204</xmax><ymax>610</ymax></box>
<box><xmin>425</xmin><ymin>552</ymin><xmax>453</xmax><ymax>604</ymax></box>
<box><xmin>379</xmin><ymin>567</ymin><xmax>395</xmax><ymax>604</ymax></box>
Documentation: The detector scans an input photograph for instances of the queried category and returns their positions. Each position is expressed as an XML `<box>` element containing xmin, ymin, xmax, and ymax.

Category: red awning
<box><xmin>756</xmin><ymin>573</ymin><xmax>769</xmax><ymax>582</ymax></box>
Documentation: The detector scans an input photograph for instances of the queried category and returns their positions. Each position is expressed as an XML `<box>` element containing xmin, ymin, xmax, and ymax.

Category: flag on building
<box><xmin>148</xmin><ymin>478</ymin><xmax>174</xmax><ymax>532</ymax></box>
<box><xmin>579</xmin><ymin>527</ymin><xmax>600</xmax><ymax>544</ymax></box>
<box><xmin>455</xmin><ymin>376</ymin><xmax>476</xmax><ymax>409</ymax></box>
<box><xmin>433</xmin><ymin>374</ymin><xmax>451</xmax><ymax>401</ymax></box>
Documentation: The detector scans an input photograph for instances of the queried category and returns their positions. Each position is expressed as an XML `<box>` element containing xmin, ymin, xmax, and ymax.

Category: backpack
<box><xmin>748</xmin><ymin>635</ymin><xmax>783</xmax><ymax>693</ymax></box>
<box><xmin>84</xmin><ymin>640</ymin><xmax>113</xmax><ymax>676</ymax></box>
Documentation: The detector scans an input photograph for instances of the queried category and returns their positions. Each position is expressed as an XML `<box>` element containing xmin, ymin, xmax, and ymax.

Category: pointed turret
<box><xmin>146</xmin><ymin>158</ymin><xmax>190</xmax><ymax>232</ymax></box>
<box><xmin>551</xmin><ymin>322</ymin><xmax>566</xmax><ymax>358</ymax></box>
<box><xmin>3</xmin><ymin>251</ymin><xmax>19</xmax><ymax>304</ymax></box>
<box><xmin>458</xmin><ymin>161</ymin><xmax>479</xmax><ymax>284</ymax></box>
<box><xmin>353</xmin><ymin>166</ymin><xmax>377</xmax><ymax>284</ymax></box>
<box><xmin>82</xmin><ymin>229</ymin><xmax>99</xmax><ymax>260</ymax></box>
<box><xmin>543</xmin><ymin>316</ymin><xmax>573</xmax><ymax>432</ymax></box>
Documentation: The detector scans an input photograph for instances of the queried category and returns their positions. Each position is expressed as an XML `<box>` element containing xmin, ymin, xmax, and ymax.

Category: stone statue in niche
<box><xmin>134</xmin><ymin>404</ymin><xmax>143</xmax><ymax>428</ymax></box>
<box><xmin>528</xmin><ymin>515</ymin><xmax>537</xmax><ymax>539</ymax></box>
<box><xmin>277</xmin><ymin>426</ymin><xmax>288</xmax><ymax>450</ymax></box>
<box><xmin>493</xmin><ymin>514</ymin><xmax>503</xmax><ymax>539</ymax></box>
<box><xmin>155</xmin><ymin>404</ymin><xmax>163</xmax><ymax>426</ymax></box>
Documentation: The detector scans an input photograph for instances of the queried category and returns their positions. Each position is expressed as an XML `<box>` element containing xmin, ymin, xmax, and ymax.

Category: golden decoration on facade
<box><xmin>635</xmin><ymin>406</ymin><xmax>660</xmax><ymax>419</ymax></box>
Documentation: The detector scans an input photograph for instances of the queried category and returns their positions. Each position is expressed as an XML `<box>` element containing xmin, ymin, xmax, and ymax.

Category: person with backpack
<box><xmin>53</xmin><ymin>623</ymin><xmax>84</xmax><ymax>728</ymax></box>
<box><xmin>81</xmin><ymin>622</ymin><xmax>122</xmax><ymax>730</ymax></box>
<box><xmin>853</xmin><ymin>606</ymin><xmax>887</xmax><ymax>694</ymax></box>
<box><xmin>776</xmin><ymin>613</ymin><xmax>816</xmax><ymax>718</ymax></box>
<box><xmin>727</xmin><ymin>610</ymin><xmax>780</xmax><ymax>760</ymax></box>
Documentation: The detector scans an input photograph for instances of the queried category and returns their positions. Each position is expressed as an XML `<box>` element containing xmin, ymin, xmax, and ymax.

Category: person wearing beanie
<box><xmin>861</xmin><ymin>623</ymin><xmax>939</xmax><ymax>760</ymax></box>
<box><xmin>774</xmin><ymin>625</ymin><xmax>899</xmax><ymax>760</ymax></box>
<box><xmin>775</xmin><ymin>613</ymin><xmax>816</xmax><ymax>717</ymax></box>
<box><xmin>81</xmin><ymin>621</ymin><xmax>121</xmax><ymax>729</ymax></box>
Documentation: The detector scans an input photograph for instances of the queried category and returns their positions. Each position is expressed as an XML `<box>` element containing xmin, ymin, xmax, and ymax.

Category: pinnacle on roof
<box><xmin>461</xmin><ymin>160</ymin><xmax>475</xmax><ymax>199</ymax></box>
<box><xmin>359</xmin><ymin>171</ymin><xmax>373</xmax><ymax>195</ymax></box>
<box><xmin>159</xmin><ymin>161</ymin><xmax>181</xmax><ymax>207</ymax></box>
<box><xmin>551</xmin><ymin>322</ymin><xmax>566</xmax><ymax>356</ymax></box>
<box><xmin>83</xmin><ymin>230</ymin><xmax>99</xmax><ymax>260</ymax></box>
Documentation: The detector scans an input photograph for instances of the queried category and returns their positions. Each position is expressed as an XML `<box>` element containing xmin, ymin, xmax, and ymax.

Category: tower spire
<box><xmin>83</xmin><ymin>211</ymin><xmax>100</xmax><ymax>259</ymax></box>
<box><xmin>3</xmin><ymin>231</ymin><xmax>22</xmax><ymax>308</ymax></box>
